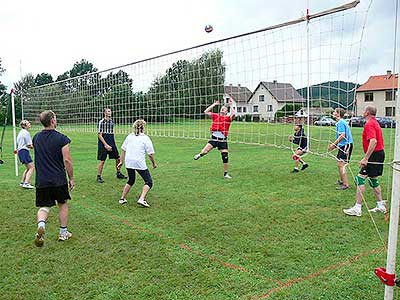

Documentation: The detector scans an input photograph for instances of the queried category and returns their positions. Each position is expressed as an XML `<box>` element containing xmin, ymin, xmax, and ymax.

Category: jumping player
<box><xmin>193</xmin><ymin>100</ymin><xmax>235</xmax><ymax>179</ymax></box>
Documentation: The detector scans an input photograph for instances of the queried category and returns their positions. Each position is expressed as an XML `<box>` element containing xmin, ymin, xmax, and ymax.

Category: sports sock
<box><xmin>354</xmin><ymin>203</ymin><xmax>362</xmax><ymax>210</ymax></box>
<box><xmin>377</xmin><ymin>201</ymin><xmax>385</xmax><ymax>208</ymax></box>
<box><xmin>60</xmin><ymin>226</ymin><xmax>67</xmax><ymax>235</ymax></box>
<box><xmin>38</xmin><ymin>221</ymin><xmax>46</xmax><ymax>229</ymax></box>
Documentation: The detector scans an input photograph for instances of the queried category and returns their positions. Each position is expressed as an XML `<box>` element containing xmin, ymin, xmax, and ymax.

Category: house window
<box><xmin>386</xmin><ymin>107</ymin><xmax>396</xmax><ymax>117</ymax></box>
<box><xmin>386</xmin><ymin>90</ymin><xmax>396</xmax><ymax>101</ymax></box>
<box><xmin>267</xmin><ymin>105</ymin><xmax>273</xmax><ymax>112</ymax></box>
<box><xmin>237</xmin><ymin>107</ymin><xmax>242</xmax><ymax>113</ymax></box>
<box><xmin>243</xmin><ymin>107</ymin><xmax>247</xmax><ymax>113</ymax></box>
<box><xmin>259</xmin><ymin>95</ymin><xmax>265</xmax><ymax>102</ymax></box>
<box><xmin>365</xmin><ymin>92</ymin><xmax>373</xmax><ymax>102</ymax></box>
<box><xmin>253</xmin><ymin>105</ymin><xmax>259</xmax><ymax>113</ymax></box>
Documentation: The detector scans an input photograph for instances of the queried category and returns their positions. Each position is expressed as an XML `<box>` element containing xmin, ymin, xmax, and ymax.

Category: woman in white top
<box><xmin>17</xmin><ymin>120</ymin><xmax>34</xmax><ymax>189</ymax></box>
<box><xmin>117</xmin><ymin>120</ymin><xmax>157</xmax><ymax>207</ymax></box>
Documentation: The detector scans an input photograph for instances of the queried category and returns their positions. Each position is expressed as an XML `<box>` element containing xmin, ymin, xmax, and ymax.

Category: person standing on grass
<box><xmin>193</xmin><ymin>99</ymin><xmax>235</xmax><ymax>179</ymax></box>
<box><xmin>97</xmin><ymin>107</ymin><xmax>126</xmax><ymax>183</ymax></box>
<box><xmin>118</xmin><ymin>119</ymin><xmax>157</xmax><ymax>207</ymax></box>
<box><xmin>288</xmin><ymin>124</ymin><xmax>308</xmax><ymax>173</ymax></box>
<box><xmin>33</xmin><ymin>110</ymin><xmax>74</xmax><ymax>247</ymax></box>
<box><xmin>328</xmin><ymin>108</ymin><xmax>353</xmax><ymax>190</ymax></box>
<box><xmin>343</xmin><ymin>105</ymin><xmax>386</xmax><ymax>217</ymax></box>
<box><xmin>16</xmin><ymin>120</ymin><xmax>34</xmax><ymax>189</ymax></box>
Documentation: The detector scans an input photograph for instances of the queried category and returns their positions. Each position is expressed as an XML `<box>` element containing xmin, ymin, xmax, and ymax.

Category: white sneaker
<box><xmin>34</xmin><ymin>226</ymin><xmax>45</xmax><ymax>247</ymax></box>
<box><xmin>193</xmin><ymin>154</ymin><xmax>201</xmax><ymax>160</ymax></box>
<box><xmin>22</xmin><ymin>183</ymin><xmax>34</xmax><ymax>189</ymax></box>
<box><xmin>119</xmin><ymin>198</ymin><xmax>127</xmax><ymax>205</ymax></box>
<box><xmin>369</xmin><ymin>206</ymin><xmax>387</xmax><ymax>214</ymax></box>
<box><xmin>58</xmin><ymin>231</ymin><xmax>72</xmax><ymax>241</ymax></box>
<box><xmin>224</xmin><ymin>173</ymin><xmax>232</xmax><ymax>179</ymax></box>
<box><xmin>137</xmin><ymin>198</ymin><xmax>150</xmax><ymax>208</ymax></box>
<box><xmin>343</xmin><ymin>206</ymin><xmax>362</xmax><ymax>217</ymax></box>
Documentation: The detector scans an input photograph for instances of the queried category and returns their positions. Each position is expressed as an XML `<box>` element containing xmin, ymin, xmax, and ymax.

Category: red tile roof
<box><xmin>357</xmin><ymin>73</ymin><xmax>398</xmax><ymax>92</ymax></box>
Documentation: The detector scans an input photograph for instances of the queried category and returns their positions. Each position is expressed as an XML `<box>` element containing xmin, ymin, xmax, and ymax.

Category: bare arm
<box><xmin>204</xmin><ymin>100</ymin><xmax>219</xmax><ymax>115</ymax></box>
<box><xmin>364</xmin><ymin>138</ymin><xmax>377</xmax><ymax>160</ymax></box>
<box><xmin>328</xmin><ymin>133</ymin><xmax>345</xmax><ymax>150</ymax></box>
<box><xmin>228</xmin><ymin>98</ymin><xmax>236</xmax><ymax>120</ymax></box>
<box><xmin>117</xmin><ymin>150</ymin><xmax>126</xmax><ymax>169</ymax></box>
<box><xmin>359</xmin><ymin>138</ymin><xmax>377</xmax><ymax>167</ymax></box>
<box><xmin>62</xmin><ymin>144</ymin><xmax>74</xmax><ymax>190</ymax></box>
<box><xmin>148</xmin><ymin>153</ymin><xmax>157</xmax><ymax>168</ymax></box>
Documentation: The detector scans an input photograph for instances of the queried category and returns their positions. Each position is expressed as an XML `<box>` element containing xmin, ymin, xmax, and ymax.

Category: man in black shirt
<box><xmin>33</xmin><ymin>110</ymin><xmax>74</xmax><ymax>247</ymax></box>
<box><xmin>97</xmin><ymin>108</ymin><xmax>126</xmax><ymax>183</ymax></box>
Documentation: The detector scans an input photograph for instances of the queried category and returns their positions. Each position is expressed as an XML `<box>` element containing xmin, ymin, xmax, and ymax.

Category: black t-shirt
<box><xmin>293</xmin><ymin>128</ymin><xmax>307</xmax><ymax>149</ymax></box>
<box><xmin>33</xmin><ymin>129</ymin><xmax>71</xmax><ymax>188</ymax></box>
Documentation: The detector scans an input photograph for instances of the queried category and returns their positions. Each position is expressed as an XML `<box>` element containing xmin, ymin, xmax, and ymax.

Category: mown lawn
<box><xmin>0</xmin><ymin>124</ymin><xmax>396</xmax><ymax>300</ymax></box>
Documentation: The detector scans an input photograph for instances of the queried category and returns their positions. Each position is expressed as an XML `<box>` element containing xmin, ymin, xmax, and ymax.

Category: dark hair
<box><xmin>104</xmin><ymin>107</ymin><xmax>111</xmax><ymax>116</ymax></box>
<box><xmin>336</xmin><ymin>108</ymin><xmax>345</xmax><ymax>118</ymax></box>
<box><xmin>39</xmin><ymin>110</ymin><xmax>55</xmax><ymax>127</ymax></box>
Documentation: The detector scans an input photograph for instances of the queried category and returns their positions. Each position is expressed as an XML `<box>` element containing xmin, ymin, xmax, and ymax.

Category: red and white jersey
<box><xmin>209</xmin><ymin>112</ymin><xmax>232</xmax><ymax>137</ymax></box>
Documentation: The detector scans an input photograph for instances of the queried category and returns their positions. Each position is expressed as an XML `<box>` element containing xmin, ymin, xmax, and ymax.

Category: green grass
<box><xmin>0</xmin><ymin>124</ymin><xmax>398</xmax><ymax>300</ymax></box>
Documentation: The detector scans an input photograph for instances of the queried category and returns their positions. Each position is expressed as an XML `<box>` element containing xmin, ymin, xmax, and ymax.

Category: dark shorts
<box><xmin>18</xmin><ymin>149</ymin><xmax>33</xmax><ymax>164</ymax></box>
<box><xmin>297</xmin><ymin>147</ymin><xmax>308</xmax><ymax>153</ymax></box>
<box><xmin>208</xmin><ymin>135</ymin><xmax>228</xmax><ymax>150</ymax></box>
<box><xmin>360</xmin><ymin>150</ymin><xmax>385</xmax><ymax>177</ymax></box>
<box><xmin>337</xmin><ymin>143</ymin><xmax>353</xmax><ymax>162</ymax></box>
<box><xmin>127</xmin><ymin>168</ymin><xmax>153</xmax><ymax>187</ymax></box>
<box><xmin>97</xmin><ymin>146</ymin><xmax>120</xmax><ymax>161</ymax></box>
<box><xmin>36</xmin><ymin>184</ymin><xmax>71</xmax><ymax>207</ymax></box>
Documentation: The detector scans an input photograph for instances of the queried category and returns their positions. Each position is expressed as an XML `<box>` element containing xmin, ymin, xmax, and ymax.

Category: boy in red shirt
<box><xmin>194</xmin><ymin>100</ymin><xmax>235</xmax><ymax>179</ymax></box>
<box><xmin>343</xmin><ymin>106</ymin><xmax>386</xmax><ymax>217</ymax></box>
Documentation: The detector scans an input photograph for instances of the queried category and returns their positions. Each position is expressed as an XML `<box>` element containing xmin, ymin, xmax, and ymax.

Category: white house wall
<box><xmin>356</xmin><ymin>90</ymin><xmax>396</xmax><ymax>117</ymax></box>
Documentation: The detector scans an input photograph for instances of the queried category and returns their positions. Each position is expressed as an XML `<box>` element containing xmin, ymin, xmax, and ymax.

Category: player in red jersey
<box><xmin>194</xmin><ymin>100</ymin><xmax>235</xmax><ymax>179</ymax></box>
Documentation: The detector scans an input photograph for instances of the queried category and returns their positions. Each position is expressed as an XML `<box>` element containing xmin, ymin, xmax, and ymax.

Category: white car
<box><xmin>314</xmin><ymin>117</ymin><xmax>336</xmax><ymax>126</ymax></box>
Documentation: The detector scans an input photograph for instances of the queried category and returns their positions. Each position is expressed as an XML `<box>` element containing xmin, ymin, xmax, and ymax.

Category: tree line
<box><xmin>10</xmin><ymin>50</ymin><xmax>225</xmax><ymax>126</ymax></box>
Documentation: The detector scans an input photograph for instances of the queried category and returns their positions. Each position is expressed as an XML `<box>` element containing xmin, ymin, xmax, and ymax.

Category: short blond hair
<box><xmin>132</xmin><ymin>119</ymin><xmax>146</xmax><ymax>136</ymax></box>
<box><xmin>20</xmin><ymin>120</ymin><xmax>30</xmax><ymax>129</ymax></box>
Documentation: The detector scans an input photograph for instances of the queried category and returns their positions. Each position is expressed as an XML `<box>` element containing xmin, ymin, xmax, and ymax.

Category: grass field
<box><xmin>0</xmin><ymin>124</ymin><xmax>397</xmax><ymax>300</ymax></box>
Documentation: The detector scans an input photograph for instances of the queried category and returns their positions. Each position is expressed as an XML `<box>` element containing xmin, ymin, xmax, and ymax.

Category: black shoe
<box><xmin>301</xmin><ymin>163</ymin><xmax>309</xmax><ymax>171</ymax></box>
<box><xmin>116</xmin><ymin>172</ymin><xmax>127</xmax><ymax>179</ymax></box>
<box><xmin>97</xmin><ymin>176</ymin><xmax>104</xmax><ymax>183</ymax></box>
<box><xmin>291</xmin><ymin>169</ymin><xmax>300</xmax><ymax>173</ymax></box>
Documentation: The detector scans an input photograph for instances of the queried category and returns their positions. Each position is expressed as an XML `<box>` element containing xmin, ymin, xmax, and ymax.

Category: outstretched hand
<box><xmin>214</xmin><ymin>100</ymin><xmax>220</xmax><ymax>106</ymax></box>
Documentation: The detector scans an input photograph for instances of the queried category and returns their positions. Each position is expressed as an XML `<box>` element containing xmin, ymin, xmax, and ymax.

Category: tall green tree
<box><xmin>34</xmin><ymin>73</ymin><xmax>53</xmax><ymax>86</ymax></box>
<box><xmin>147</xmin><ymin>49</ymin><xmax>225</xmax><ymax>122</ymax></box>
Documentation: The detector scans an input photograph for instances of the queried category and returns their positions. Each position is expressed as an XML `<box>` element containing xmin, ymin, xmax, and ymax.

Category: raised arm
<box><xmin>229</xmin><ymin>99</ymin><xmax>236</xmax><ymax>120</ymax></box>
<box><xmin>204</xmin><ymin>100</ymin><xmax>220</xmax><ymax>115</ymax></box>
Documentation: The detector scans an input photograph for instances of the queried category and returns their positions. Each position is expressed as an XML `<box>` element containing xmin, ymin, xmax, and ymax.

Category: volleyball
<box><xmin>205</xmin><ymin>25</ymin><xmax>213</xmax><ymax>33</ymax></box>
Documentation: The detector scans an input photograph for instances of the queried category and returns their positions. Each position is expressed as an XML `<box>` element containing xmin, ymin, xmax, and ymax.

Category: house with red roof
<box><xmin>356</xmin><ymin>70</ymin><xmax>397</xmax><ymax>117</ymax></box>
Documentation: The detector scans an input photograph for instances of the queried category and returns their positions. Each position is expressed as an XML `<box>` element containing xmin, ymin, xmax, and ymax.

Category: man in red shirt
<box><xmin>194</xmin><ymin>100</ymin><xmax>235</xmax><ymax>179</ymax></box>
<box><xmin>343</xmin><ymin>106</ymin><xmax>386</xmax><ymax>217</ymax></box>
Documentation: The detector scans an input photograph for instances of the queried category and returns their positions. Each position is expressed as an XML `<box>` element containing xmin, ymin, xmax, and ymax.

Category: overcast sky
<box><xmin>0</xmin><ymin>0</ymin><xmax>396</xmax><ymax>92</ymax></box>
